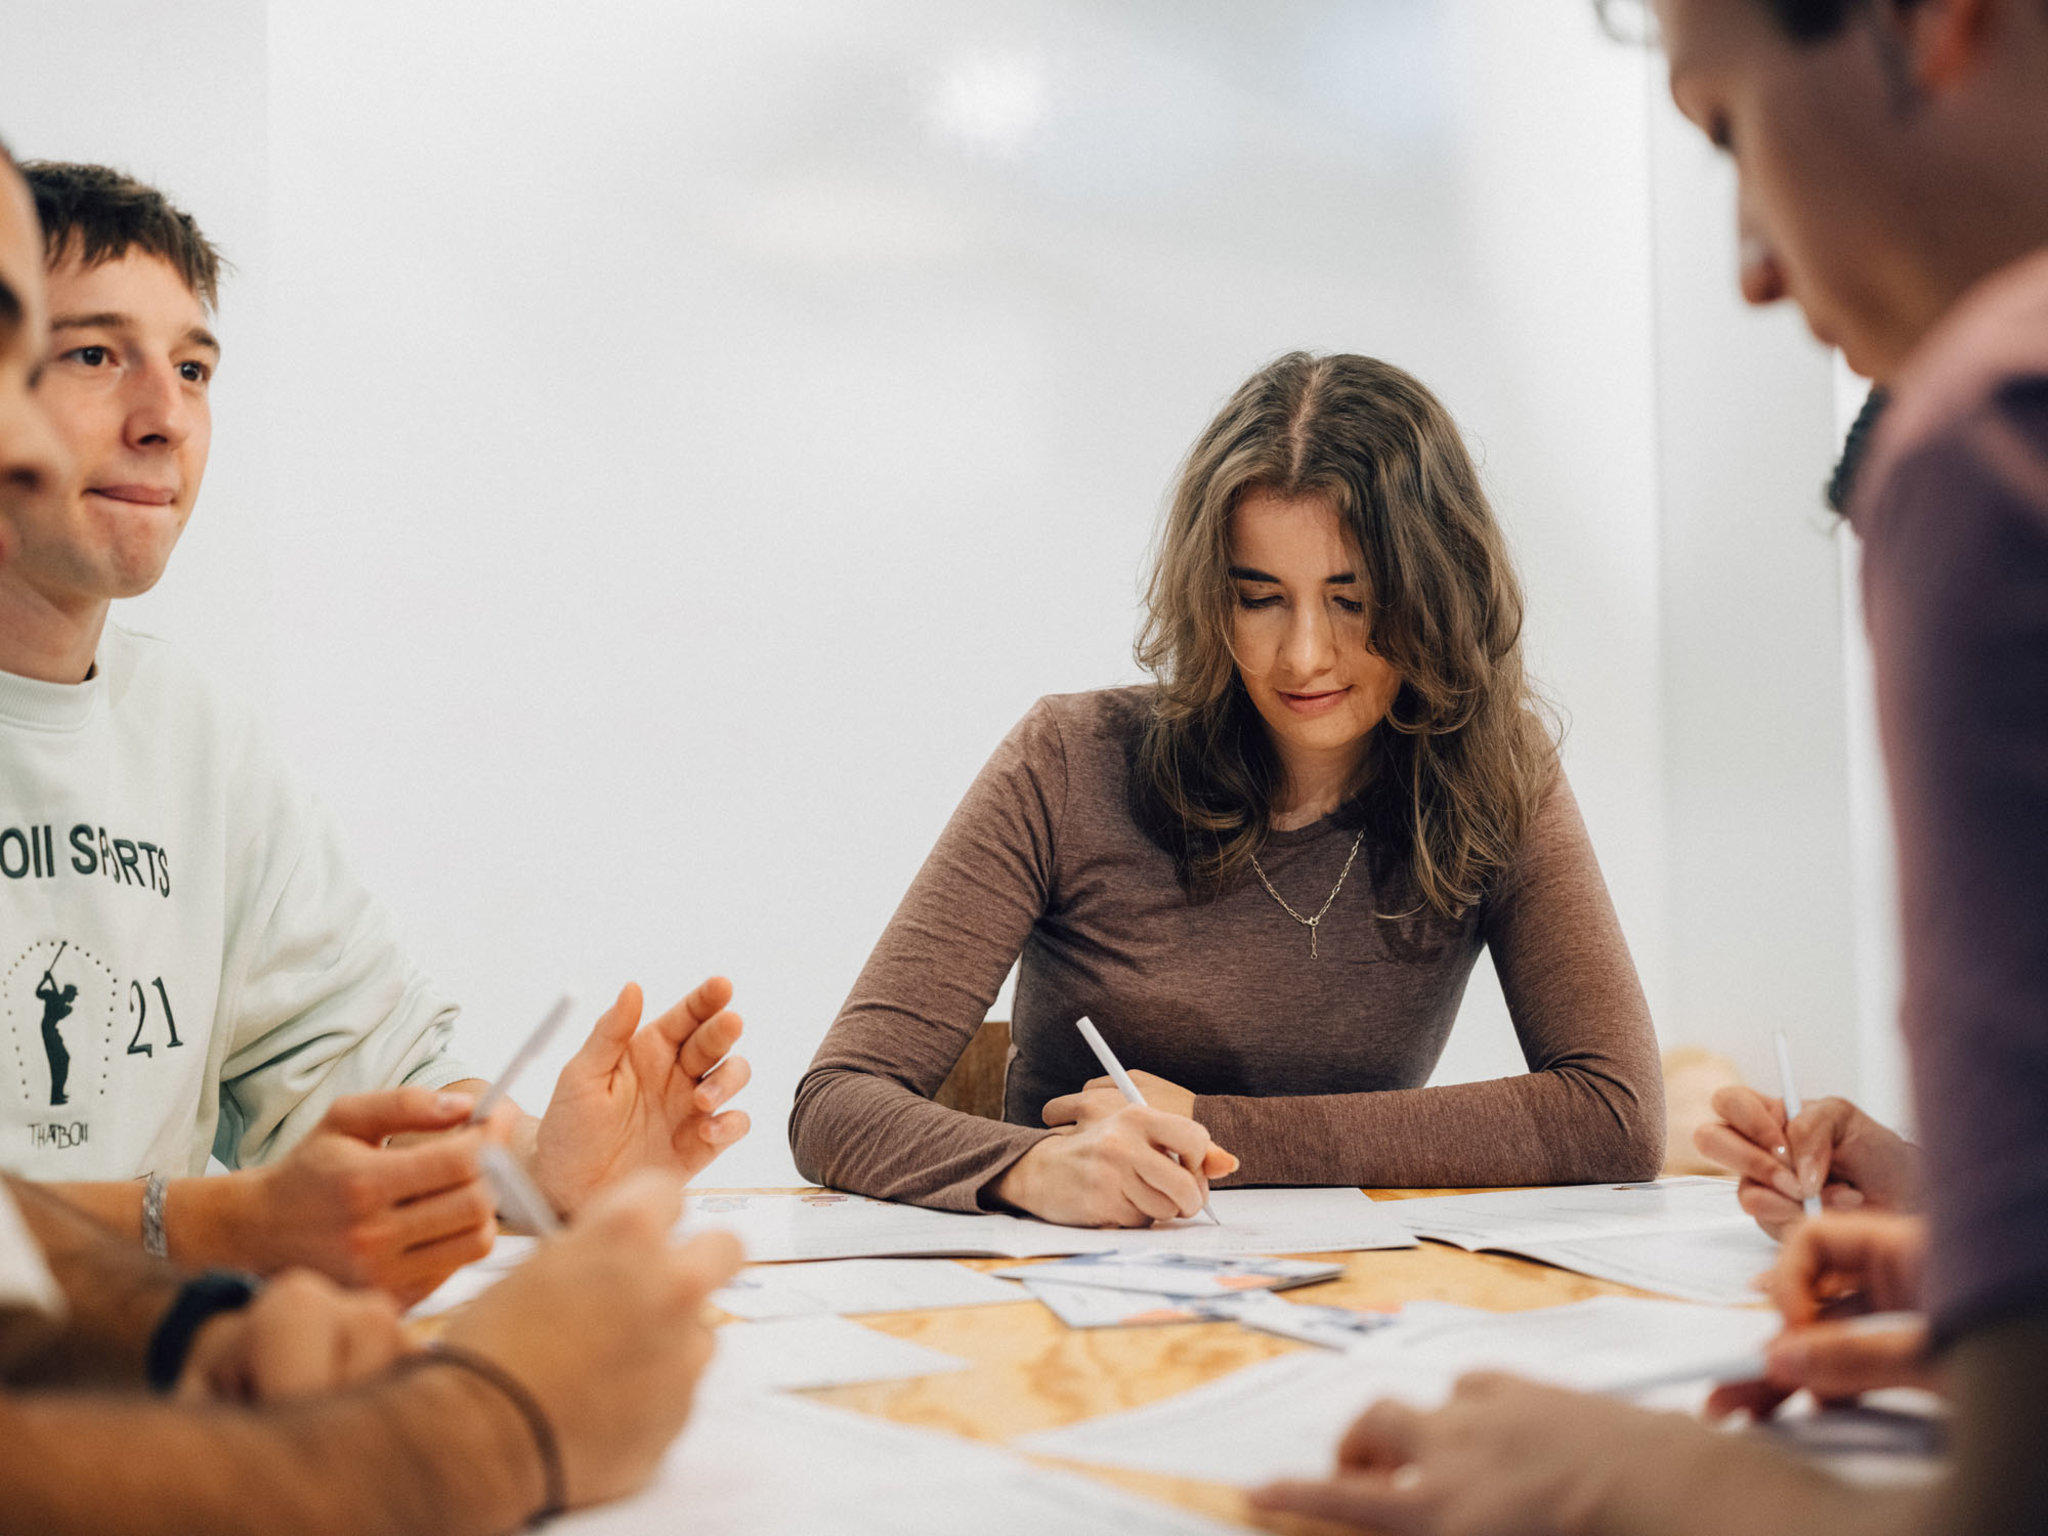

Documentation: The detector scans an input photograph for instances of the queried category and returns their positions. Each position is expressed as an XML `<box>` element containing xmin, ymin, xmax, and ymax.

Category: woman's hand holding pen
<box><xmin>1694</xmin><ymin>1086</ymin><xmax>1922</xmax><ymax>1239</ymax></box>
<box><xmin>993</xmin><ymin>1100</ymin><xmax>1237</xmax><ymax>1227</ymax></box>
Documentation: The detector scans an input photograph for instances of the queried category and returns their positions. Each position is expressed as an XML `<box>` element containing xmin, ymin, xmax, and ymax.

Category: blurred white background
<box><xmin>2</xmin><ymin>0</ymin><xmax>1897</xmax><ymax>1186</ymax></box>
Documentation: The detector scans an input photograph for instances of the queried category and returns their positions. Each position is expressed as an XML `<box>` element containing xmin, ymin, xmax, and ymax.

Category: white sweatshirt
<box><xmin>0</xmin><ymin>625</ymin><xmax>469</xmax><ymax>1180</ymax></box>
<box><xmin>0</xmin><ymin>1182</ymin><xmax>61</xmax><ymax>1319</ymax></box>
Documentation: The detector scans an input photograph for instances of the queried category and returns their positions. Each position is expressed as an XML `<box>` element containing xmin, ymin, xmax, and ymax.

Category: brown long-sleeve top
<box><xmin>790</xmin><ymin>687</ymin><xmax>1664</xmax><ymax>1211</ymax></box>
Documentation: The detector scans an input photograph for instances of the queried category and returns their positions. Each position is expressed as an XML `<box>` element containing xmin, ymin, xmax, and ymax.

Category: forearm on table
<box><xmin>1196</xmin><ymin>1063</ymin><xmax>1663</xmax><ymax>1188</ymax></box>
<box><xmin>2</xmin><ymin>1178</ymin><xmax>183</xmax><ymax>1386</ymax></box>
<box><xmin>1589</xmin><ymin>1412</ymin><xmax>1923</xmax><ymax>1536</ymax></box>
<box><xmin>0</xmin><ymin>1361</ymin><xmax>544</xmax><ymax>1536</ymax></box>
<box><xmin>789</xmin><ymin>1065</ymin><xmax>1052</xmax><ymax>1212</ymax></box>
<box><xmin>40</xmin><ymin>1172</ymin><xmax>277</xmax><ymax>1274</ymax></box>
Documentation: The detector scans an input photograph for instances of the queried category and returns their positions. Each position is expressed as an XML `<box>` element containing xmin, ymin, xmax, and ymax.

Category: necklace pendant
<box><xmin>1309</xmin><ymin>922</ymin><xmax>1320</xmax><ymax>960</ymax></box>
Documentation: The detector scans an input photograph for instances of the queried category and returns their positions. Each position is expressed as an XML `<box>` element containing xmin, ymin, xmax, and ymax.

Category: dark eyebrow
<box><xmin>1228</xmin><ymin>564</ymin><xmax>1357</xmax><ymax>585</ymax></box>
<box><xmin>50</xmin><ymin>311</ymin><xmax>221</xmax><ymax>359</ymax></box>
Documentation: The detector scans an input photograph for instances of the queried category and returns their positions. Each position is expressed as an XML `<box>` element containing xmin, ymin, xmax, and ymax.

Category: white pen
<box><xmin>469</xmin><ymin>994</ymin><xmax>576</xmax><ymax>1125</ymax></box>
<box><xmin>469</xmin><ymin>994</ymin><xmax>577</xmax><ymax>1236</ymax></box>
<box><xmin>1773</xmin><ymin>1029</ymin><xmax>1824</xmax><ymax>1219</ymax></box>
<box><xmin>1075</xmin><ymin>1016</ymin><xmax>1222</xmax><ymax>1226</ymax></box>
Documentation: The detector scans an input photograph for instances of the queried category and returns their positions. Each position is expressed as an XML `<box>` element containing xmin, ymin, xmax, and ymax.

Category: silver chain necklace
<box><xmin>1248</xmin><ymin>826</ymin><xmax>1367</xmax><ymax>959</ymax></box>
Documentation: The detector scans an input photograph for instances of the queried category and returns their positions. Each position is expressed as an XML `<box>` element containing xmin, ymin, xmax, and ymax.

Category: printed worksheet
<box><xmin>1389</xmin><ymin>1178</ymin><xmax>1780</xmax><ymax>1305</ymax></box>
<box><xmin>701</xmin><ymin>1314</ymin><xmax>972</xmax><ymax>1394</ymax></box>
<box><xmin>680</xmin><ymin>1186</ymin><xmax>1415</xmax><ymax>1263</ymax></box>
<box><xmin>1017</xmin><ymin>1296</ymin><xmax>1780</xmax><ymax>1487</ymax></box>
<box><xmin>713</xmin><ymin>1259</ymin><xmax>1025</xmax><ymax>1320</ymax></box>
<box><xmin>547</xmin><ymin>1391</ymin><xmax>1248</xmax><ymax>1536</ymax></box>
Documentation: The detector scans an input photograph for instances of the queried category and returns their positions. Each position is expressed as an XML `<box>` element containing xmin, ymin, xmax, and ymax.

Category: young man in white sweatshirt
<box><xmin>0</xmin><ymin>161</ymin><xmax>752</xmax><ymax>1300</ymax></box>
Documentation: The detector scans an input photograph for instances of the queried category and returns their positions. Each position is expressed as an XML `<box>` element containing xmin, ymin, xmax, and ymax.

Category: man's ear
<box><xmin>1893</xmin><ymin>0</ymin><xmax>1990</xmax><ymax>93</ymax></box>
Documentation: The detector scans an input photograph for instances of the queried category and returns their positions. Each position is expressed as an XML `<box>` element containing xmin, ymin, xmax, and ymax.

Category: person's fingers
<box><xmin>1786</xmin><ymin>1101</ymin><xmax>1850</xmax><ymax>1201</ymax></box>
<box><xmin>1697</xmin><ymin>1122</ymin><xmax>1806</xmax><ymax>1200</ymax></box>
<box><xmin>1127</xmin><ymin>1145</ymin><xmax>1206</xmax><ymax>1220</ymax></box>
<box><xmin>694</xmin><ymin>1108</ymin><xmax>751</xmax><ymax>1149</ymax></box>
<box><xmin>577</xmin><ymin>1167</ymin><xmax>689</xmax><ymax>1242</ymax></box>
<box><xmin>1704</xmin><ymin>1376</ymin><xmax>1793</xmax><ymax>1423</ymax></box>
<box><xmin>317</xmin><ymin>1086</ymin><xmax>478</xmax><ymax>1145</ymax></box>
<box><xmin>667</xmin><ymin>1005</ymin><xmax>743</xmax><ymax>1080</ymax></box>
<box><xmin>1251</xmin><ymin>1473</ymin><xmax>1424</xmax><ymax>1533</ymax></box>
<box><xmin>563</xmin><ymin>983</ymin><xmax>644</xmax><ymax>1077</ymax></box>
<box><xmin>334</xmin><ymin>1292</ymin><xmax>406</xmax><ymax>1386</ymax></box>
<box><xmin>1201</xmin><ymin>1145</ymin><xmax>1240</xmax><ymax>1178</ymax></box>
<box><xmin>1711</xmin><ymin>1085</ymin><xmax>1790</xmax><ymax>1154</ymax></box>
<box><xmin>672</xmin><ymin>1229</ymin><xmax>746</xmax><ymax>1298</ymax></box>
<box><xmin>1129</xmin><ymin>1105</ymin><xmax>1214</xmax><ymax>1165</ymax></box>
<box><xmin>351</xmin><ymin>1132</ymin><xmax>492</xmax><ymax>1210</ymax></box>
<box><xmin>1083</xmin><ymin>1075</ymin><xmax>1114</xmax><ymax>1092</ymax></box>
<box><xmin>383</xmin><ymin>1176</ymin><xmax>498</xmax><ymax>1254</ymax></box>
<box><xmin>691</xmin><ymin>1050</ymin><xmax>751</xmax><ymax>1111</ymax></box>
<box><xmin>1736</xmin><ymin>1178</ymin><xmax>1803</xmax><ymax>1237</ymax></box>
<box><xmin>1118</xmin><ymin>1158</ymin><xmax>1187</xmax><ymax>1223</ymax></box>
<box><xmin>1822</xmin><ymin>1184</ymin><xmax>1866</xmax><ymax>1213</ymax></box>
<box><xmin>1768</xmin><ymin>1319</ymin><xmax>1929</xmax><ymax>1397</ymax></box>
<box><xmin>1042</xmin><ymin>1093</ymin><xmax>1084</xmax><ymax>1127</ymax></box>
<box><xmin>1336</xmin><ymin>1398</ymin><xmax>1425</xmax><ymax>1471</ymax></box>
<box><xmin>677</xmin><ymin>975</ymin><xmax>736</xmax><ymax>1029</ymax></box>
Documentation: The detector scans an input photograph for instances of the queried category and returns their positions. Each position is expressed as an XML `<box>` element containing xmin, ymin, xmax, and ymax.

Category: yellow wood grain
<box><xmin>715</xmin><ymin>1188</ymin><xmax>1670</xmax><ymax>1531</ymax></box>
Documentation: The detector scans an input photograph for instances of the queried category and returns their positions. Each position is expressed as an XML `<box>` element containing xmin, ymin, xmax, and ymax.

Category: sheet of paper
<box><xmin>1023</xmin><ymin>1278</ymin><xmax>1220</xmax><ymax>1329</ymax></box>
<box><xmin>1390</xmin><ymin>1177</ymin><xmax>1745</xmax><ymax>1247</ymax></box>
<box><xmin>683</xmin><ymin>1186</ymin><xmax>1415</xmax><ymax>1263</ymax></box>
<box><xmin>1511</xmin><ymin>1224</ymin><xmax>1783</xmax><ymax>1307</ymax></box>
<box><xmin>1017</xmin><ymin>1296</ymin><xmax>1779</xmax><ymax>1486</ymax></box>
<box><xmin>713</xmin><ymin>1258</ymin><xmax>1025</xmax><ymax>1319</ymax></box>
<box><xmin>1387</xmin><ymin>1178</ymin><xmax>1779</xmax><ymax>1304</ymax></box>
<box><xmin>702</xmin><ymin>1314</ymin><xmax>972</xmax><ymax>1394</ymax></box>
<box><xmin>547</xmin><ymin>1391</ymin><xmax>1247</xmax><ymax>1536</ymax></box>
<box><xmin>996</xmin><ymin>1251</ymin><xmax>1343</xmax><ymax>1297</ymax></box>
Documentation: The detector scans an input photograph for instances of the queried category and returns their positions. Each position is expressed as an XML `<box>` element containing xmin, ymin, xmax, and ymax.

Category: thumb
<box><xmin>318</xmin><ymin>1086</ymin><xmax>476</xmax><ymax>1144</ymax></box>
<box><xmin>1201</xmin><ymin>1145</ymin><xmax>1240</xmax><ymax>1178</ymax></box>
<box><xmin>575</xmin><ymin>1166</ymin><xmax>686</xmax><ymax>1242</ymax></box>
<box><xmin>674</xmin><ymin>1229</ymin><xmax>746</xmax><ymax>1295</ymax></box>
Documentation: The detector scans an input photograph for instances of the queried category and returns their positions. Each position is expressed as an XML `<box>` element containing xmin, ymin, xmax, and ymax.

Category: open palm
<box><xmin>529</xmin><ymin>978</ymin><xmax>752</xmax><ymax>1217</ymax></box>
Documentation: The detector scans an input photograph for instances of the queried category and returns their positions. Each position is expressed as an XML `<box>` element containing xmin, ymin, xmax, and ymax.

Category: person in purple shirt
<box><xmin>1256</xmin><ymin>1</ymin><xmax>2048</xmax><ymax>1533</ymax></box>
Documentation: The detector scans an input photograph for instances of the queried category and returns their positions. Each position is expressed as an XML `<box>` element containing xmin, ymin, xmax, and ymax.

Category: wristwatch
<box><xmin>145</xmin><ymin>1269</ymin><xmax>263</xmax><ymax>1392</ymax></box>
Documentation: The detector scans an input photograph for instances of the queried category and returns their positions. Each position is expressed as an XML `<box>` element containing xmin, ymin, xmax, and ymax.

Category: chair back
<box><xmin>934</xmin><ymin>1018</ymin><xmax>1011</xmax><ymax>1121</ymax></box>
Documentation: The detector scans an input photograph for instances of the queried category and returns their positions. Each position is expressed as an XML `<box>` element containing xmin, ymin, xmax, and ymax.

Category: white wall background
<box><xmin>2</xmin><ymin>0</ymin><xmax>1889</xmax><ymax>1185</ymax></box>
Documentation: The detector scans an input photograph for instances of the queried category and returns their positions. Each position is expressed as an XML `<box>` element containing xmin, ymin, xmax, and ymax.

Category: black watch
<box><xmin>145</xmin><ymin>1269</ymin><xmax>263</xmax><ymax>1392</ymax></box>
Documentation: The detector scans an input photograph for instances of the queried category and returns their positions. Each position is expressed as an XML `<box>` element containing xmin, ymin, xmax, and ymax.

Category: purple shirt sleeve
<box><xmin>1860</xmin><ymin>376</ymin><xmax>2048</xmax><ymax>1342</ymax></box>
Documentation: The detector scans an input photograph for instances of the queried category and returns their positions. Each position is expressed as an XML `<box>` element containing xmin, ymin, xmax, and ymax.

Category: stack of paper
<box><xmin>1016</xmin><ymin>1296</ymin><xmax>1781</xmax><ymax>1487</ymax></box>
<box><xmin>1390</xmin><ymin>1177</ymin><xmax>1780</xmax><ymax>1304</ymax></box>
<box><xmin>550</xmin><ymin>1391</ymin><xmax>1247</xmax><ymax>1536</ymax></box>
<box><xmin>681</xmin><ymin>1186</ymin><xmax>1415</xmax><ymax>1264</ymax></box>
<box><xmin>994</xmin><ymin>1252</ymin><xmax>1344</xmax><ymax>1295</ymax></box>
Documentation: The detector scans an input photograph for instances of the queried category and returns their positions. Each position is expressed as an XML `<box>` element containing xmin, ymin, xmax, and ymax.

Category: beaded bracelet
<box><xmin>404</xmin><ymin>1345</ymin><xmax>566</xmax><ymax>1526</ymax></box>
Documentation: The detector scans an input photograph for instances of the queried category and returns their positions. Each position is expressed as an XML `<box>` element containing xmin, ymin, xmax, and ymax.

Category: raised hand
<box><xmin>993</xmin><ymin>1102</ymin><xmax>1236</xmax><ymax>1227</ymax></box>
<box><xmin>239</xmin><ymin>1087</ymin><xmax>499</xmax><ymax>1305</ymax></box>
<box><xmin>1693</xmin><ymin>1086</ymin><xmax>1922</xmax><ymax>1238</ymax></box>
<box><xmin>528</xmin><ymin>980</ymin><xmax>751</xmax><ymax>1217</ymax></box>
<box><xmin>439</xmin><ymin>1170</ymin><xmax>744</xmax><ymax>1509</ymax></box>
<box><xmin>178</xmin><ymin>1269</ymin><xmax>408</xmax><ymax>1404</ymax></box>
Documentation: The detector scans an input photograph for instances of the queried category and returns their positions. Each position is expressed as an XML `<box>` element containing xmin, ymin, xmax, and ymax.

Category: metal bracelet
<box><xmin>141</xmin><ymin>1171</ymin><xmax>169</xmax><ymax>1260</ymax></box>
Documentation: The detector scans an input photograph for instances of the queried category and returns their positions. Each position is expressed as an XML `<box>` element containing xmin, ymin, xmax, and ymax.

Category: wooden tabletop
<box><xmin>715</xmin><ymin>1188</ymin><xmax>1664</xmax><ymax>1531</ymax></box>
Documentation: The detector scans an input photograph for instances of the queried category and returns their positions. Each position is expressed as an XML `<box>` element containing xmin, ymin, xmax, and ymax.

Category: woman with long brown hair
<box><xmin>790</xmin><ymin>352</ymin><xmax>1664</xmax><ymax>1226</ymax></box>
